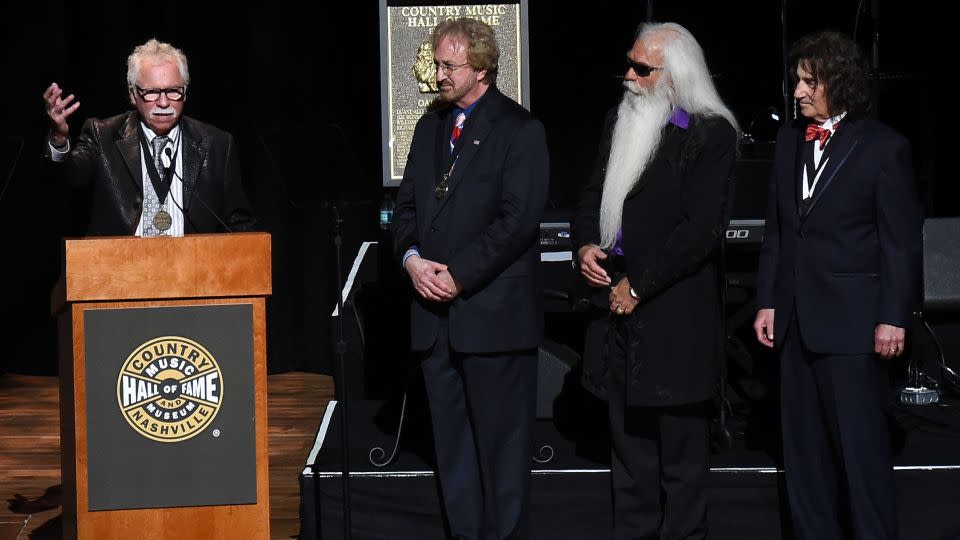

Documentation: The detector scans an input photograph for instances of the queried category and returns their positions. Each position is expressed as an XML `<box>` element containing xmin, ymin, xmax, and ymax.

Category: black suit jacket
<box><xmin>574</xmin><ymin>110</ymin><xmax>738</xmax><ymax>406</ymax></box>
<box><xmin>391</xmin><ymin>87</ymin><xmax>550</xmax><ymax>354</ymax></box>
<box><xmin>52</xmin><ymin>111</ymin><xmax>255</xmax><ymax>236</ymax></box>
<box><xmin>756</xmin><ymin>117</ymin><xmax>922</xmax><ymax>354</ymax></box>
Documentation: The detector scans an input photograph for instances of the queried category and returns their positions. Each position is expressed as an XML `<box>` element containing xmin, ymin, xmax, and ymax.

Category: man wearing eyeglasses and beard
<box><xmin>573</xmin><ymin>22</ymin><xmax>738</xmax><ymax>539</ymax></box>
<box><xmin>391</xmin><ymin>17</ymin><xmax>548</xmax><ymax>540</ymax></box>
<box><xmin>42</xmin><ymin>38</ymin><xmax>254</xmax><ymax>237</ymax></box>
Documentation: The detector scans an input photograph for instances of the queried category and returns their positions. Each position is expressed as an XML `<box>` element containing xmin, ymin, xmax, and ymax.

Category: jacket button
<box><xmin>431</xmin><ymin>226</ymin><xmax>438</xmax><ymax>232</ymax></box>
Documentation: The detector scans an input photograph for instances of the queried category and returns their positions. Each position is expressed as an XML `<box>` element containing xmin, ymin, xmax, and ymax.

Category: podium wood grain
<box><xmin>55</xmin><ymin>234</ymin><xmax>272</xmax><ymax>540</ymax></box>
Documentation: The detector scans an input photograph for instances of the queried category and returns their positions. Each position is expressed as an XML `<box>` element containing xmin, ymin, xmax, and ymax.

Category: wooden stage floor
<box><xmin>0</xmin><ymin>372</ymin><xmax>334</xmax><ymax>540</ymax></box>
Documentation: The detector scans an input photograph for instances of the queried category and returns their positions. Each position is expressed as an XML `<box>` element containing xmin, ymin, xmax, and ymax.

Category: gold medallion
<box><xmin>153</xmin><ymin>210</ymin><xmax>172</xmax><ymax>231</ymax></box>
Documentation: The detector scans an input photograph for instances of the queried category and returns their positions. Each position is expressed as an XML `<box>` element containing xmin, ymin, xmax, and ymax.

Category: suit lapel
<box><xmin>117</xmin><ymin>113</ymin><xmax>143</xmax><ymax>194</ymax></box>
<box><xmin>430</xmin><ymin>89</ymin><xmax>500</xmax><ymax>221</ymax></box>
<box><xmin>434</xmin><ymin>107</ymin><xmax>452</xmax><ymax>187</ymax></box>
<box><xmin>180</xmin><ymin>117</ymin><xmax>204</xmax><ymax>213</ymax></box>
<box><xmin>624</xmin><ymin>125</ymin><xmax>683</xmax><ymax>199</ymax></box>
<box><xmin>111</xmin><ymin>114</ymin><xmax>147</xmax><ymax>233</ymax></box>
<box><xmin>415</xmin><ymin>109</ymin><xmax>451</xmax><ymax>224</ymax></box>
<box><xmin>790</xmin><ymin>126</ymin><xmax>806</xmax><ymax>218</ymax></box>
<box><xmin>804</xmin><ymin>120</ymin><xmax>861</xmax><ymax>217</ymax></box>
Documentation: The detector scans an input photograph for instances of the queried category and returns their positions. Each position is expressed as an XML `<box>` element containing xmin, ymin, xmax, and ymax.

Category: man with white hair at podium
<box><xmin>42</xmin><ymin>38</ymin><xmax>255</xmax><ymax>237</ymax></box>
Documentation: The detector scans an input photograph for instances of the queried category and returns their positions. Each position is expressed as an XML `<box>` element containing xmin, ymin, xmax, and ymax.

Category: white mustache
<box><xmin>623</xmin><ymin>80</ymin><xmax>646</xmax><ymax>96</ymax></box>
<box><xmin>150</xmin><ymin>106</ymin><xmax>178</xmax><ymax>116</ymax></box>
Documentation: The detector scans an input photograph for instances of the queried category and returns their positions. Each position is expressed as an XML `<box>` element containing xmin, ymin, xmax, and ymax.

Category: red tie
<box><xmin>805</xmin><ymin>123</ymin><xmax>833</xmax><ymax>150</ymax></box>
<box><xmin>450</xmin><ymin>112</ymin><xmax>465</xmax><ymax>151</ymax></box>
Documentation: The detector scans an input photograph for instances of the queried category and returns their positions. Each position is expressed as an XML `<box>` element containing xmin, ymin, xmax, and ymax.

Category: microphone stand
<box><xmin>331</xmin><ymin>203</ymin><xmax>352</xmax><ymax>539</ymax></box>
<box><xmin>870</xmin><ymin>0</ymin><xmax>881</xmax><ymax>114</ymax></box>
<box><xmin>780</xmin><ymin>0</ymin><xmax>792</xmax><ymax>121</ymax></box>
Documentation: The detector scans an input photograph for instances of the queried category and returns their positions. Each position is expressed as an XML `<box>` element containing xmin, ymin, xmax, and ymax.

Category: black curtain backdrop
<box><xmin>0</xmin><ymin>1</ymin><xmax>940</xmax><ymax>375</ymax></box>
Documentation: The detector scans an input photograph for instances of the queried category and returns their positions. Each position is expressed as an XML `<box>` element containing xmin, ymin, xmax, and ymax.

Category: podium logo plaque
<box><xmin>117</xmin><ymin>336</ymin><xmax>224</xmax><ymax>443</ymax></box>
<box><xmin>85</xmin><ymin>305</ymin><xmax>256</xmax><ymax>510</ymax></box>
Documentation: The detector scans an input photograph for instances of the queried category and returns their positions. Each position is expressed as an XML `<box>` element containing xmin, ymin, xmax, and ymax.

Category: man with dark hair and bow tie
<box><xmin>42</xmin><ymin>38</ymin><xmax>255</xmax><ymax>237</ymax></box>
<box><xmin>391</xmin><ymin>17</ymin><xmax>549</xmax><ymax>540</ymax></box>
<box><xmin>754</xmin><ymin>31</ymin><xmax>922</xmax><ymax>540</ymax></box>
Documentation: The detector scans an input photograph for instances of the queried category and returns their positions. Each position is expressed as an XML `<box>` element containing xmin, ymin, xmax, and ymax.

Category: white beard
<box><xmin>598</xmin><ymin>81</ymin><xmax>673</xmax><ymax>249</ymax></box>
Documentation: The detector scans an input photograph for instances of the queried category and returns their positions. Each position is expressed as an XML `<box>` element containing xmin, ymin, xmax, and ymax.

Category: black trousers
<box><xmin>420</xmin><ymin>319</ymin><xmax>538</xmax><ymax>540</ymax></box>
<box><xmin>780</xmin><ymin>315</ymin><xmax>897</xmax><ymax>540</ymax></box>
<box><xmin>606</xmin><ymin>317</ymin><xmax>710</xmax><ymax>540</ymax></box>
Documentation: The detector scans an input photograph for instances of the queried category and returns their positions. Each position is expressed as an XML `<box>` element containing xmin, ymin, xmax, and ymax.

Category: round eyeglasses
<box><xmin>433</xmin><ymin>61</ymin><xmax>470</xmax><ymax>75</ymax></box>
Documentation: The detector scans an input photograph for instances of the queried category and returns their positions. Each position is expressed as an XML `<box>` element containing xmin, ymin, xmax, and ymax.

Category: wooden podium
<box><xmin>53</xmin><ymin>233</ymin><xmax>272</xmax><ymax>540</ymax></box>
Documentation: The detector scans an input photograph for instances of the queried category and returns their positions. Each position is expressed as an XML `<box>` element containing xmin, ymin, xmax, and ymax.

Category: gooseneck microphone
<box><xmin>193</xmin><ymin>189</ymin><xmax>234</xmax><ymax>233</ymax></box>
<box><xmin>164</xmin><ymin>146</ymin><xmax>234</xmax><ymax>233</ymax></box>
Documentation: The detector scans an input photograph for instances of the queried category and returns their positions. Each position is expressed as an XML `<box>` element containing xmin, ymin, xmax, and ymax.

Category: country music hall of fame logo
<box><xmin>116</xmin><ymin>336</ymin><xmax>224</xmax><ymax>443</ymax></box>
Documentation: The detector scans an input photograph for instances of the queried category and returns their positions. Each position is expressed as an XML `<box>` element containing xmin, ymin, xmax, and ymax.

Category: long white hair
<box><xmin>598</xmin><ymin>22</ymin><xmax>739</xmax><ymax>249</ymax></box>
<box><xmin>647</xmin><ymin>23</ymin><xmax>738</xmax><ymax>130</ymax></box>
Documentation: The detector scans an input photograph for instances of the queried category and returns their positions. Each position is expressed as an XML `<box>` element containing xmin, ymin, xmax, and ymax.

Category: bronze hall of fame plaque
<box><xmin>379</xmin><ymin>1</ymin><xmax>531</xmax><ymax>186</ymax></box>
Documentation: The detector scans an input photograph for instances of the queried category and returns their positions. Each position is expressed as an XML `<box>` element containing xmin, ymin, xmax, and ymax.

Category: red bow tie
<box><xmin>805</xmin><ymin>123</ymin><xmax>834</xmax><ymax>150</ymax></box>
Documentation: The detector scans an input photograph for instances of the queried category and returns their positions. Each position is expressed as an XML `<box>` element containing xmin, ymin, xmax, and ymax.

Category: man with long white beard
<box><xmin>573</xmin><ymin>22</ymin><xmax>739</xmax><ymax>539</ymax></box>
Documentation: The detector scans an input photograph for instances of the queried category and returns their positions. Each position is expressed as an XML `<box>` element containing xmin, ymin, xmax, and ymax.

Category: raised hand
<box><xmin>43</xmin><ymin>82</ymin><xmax>80</xmax><ymax>147</ymax></box>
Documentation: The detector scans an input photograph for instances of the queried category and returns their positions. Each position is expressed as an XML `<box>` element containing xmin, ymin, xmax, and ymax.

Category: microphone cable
<box><xmin>166</xmin><ymin>153</ymin><xmax>233</xmax><ymax>233</ymax></box>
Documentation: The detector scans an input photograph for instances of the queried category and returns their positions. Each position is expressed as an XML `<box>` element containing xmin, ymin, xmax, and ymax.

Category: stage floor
<box><xmin>302</xmin><ymin>396</ymin><xmax>960</xmax><ymax>540</ymax></box>
<box><xmin>0</xmin><ymin>372</ymin><xmax>334</xmax><ymax>540</ymax></box>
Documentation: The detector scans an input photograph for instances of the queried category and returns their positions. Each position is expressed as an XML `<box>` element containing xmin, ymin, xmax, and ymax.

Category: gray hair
<box><xmin>636</xmin><ymin>22</ymin><xmax>739</xmax><ymax>133</ymax></box>
<box><xmin>126</xmin><ymin>39</ymin><xmax>190</xmax><ymax>88</ymax></box>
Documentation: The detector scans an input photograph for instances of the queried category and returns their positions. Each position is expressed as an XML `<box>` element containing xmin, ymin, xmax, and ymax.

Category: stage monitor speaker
<box><xmin>923</xmin><ymin>217</ymin><xmax>960</xmax><ymax>312</ymax></box>
<box><xmin>537</xmin><ymin>340</ymin><xmax>579</xmax><ymax>419</ymax></box>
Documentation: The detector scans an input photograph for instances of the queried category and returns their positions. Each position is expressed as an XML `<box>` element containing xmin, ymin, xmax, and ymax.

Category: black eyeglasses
<box><xmin>626</xmin><ymin>59</ymin><xmax>664</xmax><ymax>77</ymax></box>
<box><xmin>135</xmin><ymin>86</ymin><xmax>186</xmax><ymax>102</ymax></box>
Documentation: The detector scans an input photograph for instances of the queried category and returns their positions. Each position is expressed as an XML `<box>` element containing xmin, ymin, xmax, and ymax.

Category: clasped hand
<box><xmin>404</xmin><ymin>255</ymin><xmax>461</xmax><ymax>302</ymax></box>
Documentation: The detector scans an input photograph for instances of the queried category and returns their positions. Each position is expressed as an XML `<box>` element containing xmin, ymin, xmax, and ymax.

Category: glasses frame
<box><xmin>134</xmin><ymin>85</ymin><xmax>187</xmax><ymax>103</ymax></box>
<box><xmin>434</xmin><ymin>60</ymin><xmax>470</xmax><ymax>75</ymax></box>
<box><xmin>625</xmin><ymin>59</ymin><xmax>664</xmax><ymax>78</ymax></box>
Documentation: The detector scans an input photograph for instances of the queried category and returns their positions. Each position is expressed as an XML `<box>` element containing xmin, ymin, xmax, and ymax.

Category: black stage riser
<box><xmin>301</xmin><ymin>469</ymin><xmax>960</xmax><ymax>540</ymax></box>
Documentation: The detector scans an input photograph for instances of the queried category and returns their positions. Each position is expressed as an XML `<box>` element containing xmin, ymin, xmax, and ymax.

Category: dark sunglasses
<box><xmin>626</xmin><ymin>59</ymin><xmax>664</xmax><ymax>77</ymax></box>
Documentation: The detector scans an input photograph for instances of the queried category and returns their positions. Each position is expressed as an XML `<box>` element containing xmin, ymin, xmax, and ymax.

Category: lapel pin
<box><xmin>473</xmin><ymin>140</ymin><xmax>480</xmax><ymax>145</ymax></box>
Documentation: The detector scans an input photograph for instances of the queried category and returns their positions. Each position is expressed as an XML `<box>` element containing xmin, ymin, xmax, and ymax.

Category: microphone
<box><xmin>166</xmin><ymin>152</ymin><xmax>235</xmax><ymax>233</ymax></box>
<box><xmin>194</xmin><ymin>191</ymin><xmax>234</xmax><ymax>233</ymax></box>
<box><xmin>162</xmin><ymin>146</ymin><xmax>174</xmax><ymax>172</ymax></box>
